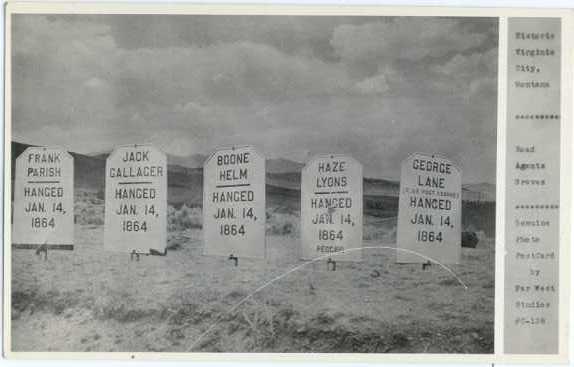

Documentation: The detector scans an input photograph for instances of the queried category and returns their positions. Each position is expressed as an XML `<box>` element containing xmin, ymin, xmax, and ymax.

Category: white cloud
<box><xmin>331</xmin><ymin>18</ymin><xmax>487</xmax><ymax>66</ymax></box>
<box><xmin>434</xmin><ymin>49</ymin><xmax>497</xmax><ymax>77</ymax></box>
<box><xmin>12</xmin><ymin>15</ymin><xmax>498</xmax><ymax>183</ymax></box>
<box><xmin>150</xmin><ymin>131</ymin><xmax>204</xmax><ymax>157</ymax></box>
<box><xmin>84</xmin><ymin>77</ymin><xmax>106</xmax><ymax>89</ymax></box>
<box><xmin>353</xmin><ymin>73</ymin><xmax>390</xmax><ymax>95</ymax></box>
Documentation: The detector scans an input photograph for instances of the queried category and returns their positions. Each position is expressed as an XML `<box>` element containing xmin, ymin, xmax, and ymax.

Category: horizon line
<box><xmin>9</xmin><ymin>139</ymin><xmax>496</xmax><ymax>187</ymax></box>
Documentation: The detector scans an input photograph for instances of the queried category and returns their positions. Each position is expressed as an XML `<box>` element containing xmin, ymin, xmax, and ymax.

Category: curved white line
<box><xmin>186</xmin><ymin>245</ymin><xmax>467</xmax><ymax>352</ymax></box>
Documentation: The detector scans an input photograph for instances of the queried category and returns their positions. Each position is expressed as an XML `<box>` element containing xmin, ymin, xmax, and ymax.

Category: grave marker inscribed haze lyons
<box><xmin>13</xmin><ymin>147</ymin><xmax>74</xmax><ymax>246</ymax></box>
<box><xmin>396</xmin><ymin>153</ymin><xmax>461</xmax><ymax>264</ymax></box>
<box><xmin>301</xmin><ymin>154</ymin><xmax>363</xmax><ymax>262</ymax></box>
<box><xmin>203</xmin><ymin>146</ymin><xmax>266</xmax><ymax>258</ymax></box>
<box><xmin>104</xmin><ymin>145</ymin><xmax>167</xmax><ymax>254</ymax></box>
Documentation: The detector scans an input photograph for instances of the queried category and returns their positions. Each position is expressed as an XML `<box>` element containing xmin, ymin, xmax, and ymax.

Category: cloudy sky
<box><xmin>12</xmin><ymin>15</ymin><xmax>497</xmax><ymax>183</ymax></box>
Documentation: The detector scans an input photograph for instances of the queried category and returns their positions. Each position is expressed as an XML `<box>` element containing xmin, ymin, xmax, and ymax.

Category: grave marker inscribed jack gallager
<box><xmin>104</xmin><ymin>145</ymin><xmax>167</xmax><ymax>254</ymax></box>
<box><xmin>301</xmin><ymin>154</ymin><xmax>363</xmax><ymax>262</ymax></box>
<box><xmin>396</xmin><ymin>153</ymin><xmax>461</xmax><ymax>264</ymax></box>
<box><xmin>203</xmin><ymin>146</ymin><xmax>266</xmax><ymax>258</ymax></box>
<box><xmin>13</xmin><ymin>147</ymin><xmax>74</xmax><ymax>245</ymax></box>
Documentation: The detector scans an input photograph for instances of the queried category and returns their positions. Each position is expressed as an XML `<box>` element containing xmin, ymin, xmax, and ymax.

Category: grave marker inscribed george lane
<box><xmin>301</xmin><ymin>154</ymin><xmax>363</xmax><ymax>262</ymax></box>
<box><xmin>13</xmin><ymin>147</ymin><xmax>74</xmax><ymax>245</ymax></box>
<box><xmin>396</xmin><ymin>153</ymin><xmax>461</xmax><ymax>264</ymax></box>
<box><xmin>104</xmin><ymin>145</ymin><xmax>167</xmax><ymax>254</ymax></box>
<box><xmin>203</xmin><ymin>146</ymin><xmax>266</xmax><ymax>258</ymax></box>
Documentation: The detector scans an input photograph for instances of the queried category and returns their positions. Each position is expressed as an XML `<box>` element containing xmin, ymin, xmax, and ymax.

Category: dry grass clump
<box><xmin>74</xmin><ymin>191</ymin><xmax>104</xmax><ymax>225</ymax></box>
<box><xmin>266</xmin><ymin>211</ymin><xmax>300</xmax><ymax>236</ymax></box>
<box><xmin>168</xmin><ymin>205</ymin><xmax>203</xmax><ymax>231</ymax></box>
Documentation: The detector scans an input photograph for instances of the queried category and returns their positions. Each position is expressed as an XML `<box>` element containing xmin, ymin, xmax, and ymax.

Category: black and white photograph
<box><xmin>8</xmin><ymin>12</ymin><xmax>500</xmax><ymax>354</ymax></box>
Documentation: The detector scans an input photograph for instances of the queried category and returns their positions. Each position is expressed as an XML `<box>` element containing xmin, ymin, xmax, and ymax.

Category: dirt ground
<box><xmin>11</xmin><ymin>220</ymin><xmax>494</xmax><ymax>353</ymax></box>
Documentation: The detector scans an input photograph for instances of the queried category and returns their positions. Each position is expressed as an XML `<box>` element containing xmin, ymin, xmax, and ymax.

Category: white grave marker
<box><xmin>301</xmin><ymin>154</ymin><xmax>363</xmax><ymax>262</ymax></box>
<box><xmin>104</xmin><ymin>144</ymin><xmax>167</xmax><ymax>254</ymax></box>
<box><xmin>13</xmin><ymin>147</ymin><xmax>74</xmax><ymax>246</ymax></box>
<box><xmin>396</xmin><ymin>153</ymin><xmax>461</xmax><ymax>264</ymax></box>
<box><xmin>203</xmin><ymin>146</ymin><xmax>266</xmax><ymax>258</ymax></box>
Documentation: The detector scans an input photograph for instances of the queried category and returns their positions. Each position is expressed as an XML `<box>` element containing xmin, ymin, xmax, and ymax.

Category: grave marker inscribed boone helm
<box><xmin>203</xmin><ymin>146</ymin><xmax>266</xmax><ymax>258</ymax></box>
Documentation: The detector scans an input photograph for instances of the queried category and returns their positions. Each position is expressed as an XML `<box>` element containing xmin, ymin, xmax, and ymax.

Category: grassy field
<box><xmin>10</xmin><ymin>191</ymin><xmax>494</xmax><ymax>353</ymax></box>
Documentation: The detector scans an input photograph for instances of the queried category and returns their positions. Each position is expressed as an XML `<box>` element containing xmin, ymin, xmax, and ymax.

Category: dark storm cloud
<box><xmin>12</xmin><ymin>14</ymin><xmax>497</xmax><ymax>183</ymax></box>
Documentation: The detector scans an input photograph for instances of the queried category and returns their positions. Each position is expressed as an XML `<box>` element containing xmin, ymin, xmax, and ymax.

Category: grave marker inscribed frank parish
<box><xmin>104</xmin><ymin>145</ymin><xmax>167</xmax><ymax>254</ymax></box>
<box><xmin>203</xmin><ymin>146</ymin><xmax>266</xmax><ymax>258</ymax></box>
<box><xmin>396</xmin><ymin>153</ymin><xmax>461</xmax><ymax>264</ymax></box>
<box><xmin>13</xmin><ymin>147</ymin><xmax>74</xmax><ymax>245</ymax></box>
<box><xmin>301</xmin><ymin>154</ymin><xmax>363</xmax><ymax>262</ymax></box>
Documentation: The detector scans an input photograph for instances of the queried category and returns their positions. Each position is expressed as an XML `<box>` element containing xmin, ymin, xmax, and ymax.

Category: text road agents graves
<box><xmin>13</xmin><ymin>147</ymin><xmax>74</xmax><ymax>247</ymax></box>
<box><xmin>396</xmin><ymin>153</ymin><xmax>461</xmax><ymax>264</ymax></box>
<box><xmin>203</xmin><ymin>146</ymin><xmax>266</xmax><ymax>258</ymax></box>
<box><xmin>104</xmin><ymin>145</ymin><xmax>167</xmax><ymax>254</ymax></box>
<box><xmin>301</xmin><ymin>155</ymin><xmax>363</xmax><ymax>262</ymax></box>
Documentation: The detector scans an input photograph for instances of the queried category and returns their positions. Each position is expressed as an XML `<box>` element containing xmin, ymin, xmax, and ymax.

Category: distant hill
<box><xmin>266</xmin><ymin>158</ymin><xmax>305</xmax><ymax>173</ymax></box>
<box><xmin>88</xmin><ymin>150</ymin><xmax>207</xmax><ymax>169</ymax></box>
<box><xmin>463</xmin><ymin>183</ymin><xmax>496</xmax><ymax>202</ymax></box>
<box><xmin>168</xmin><ymin>154</ymin><xmax>208</xmax><ymax>169</ymax></box>
<box><xmin>90</xmin><ymin>153</ymin><xmax>109</xmax><ymax>161</ymax></box>
<box><xmin>10</xmin><ymin>141</ymin><xmax>495</xmax><ymax>205</ymax></box>
<box><xmin>88</xmin><ymin>149</ymin><xmax>303</xmax><ymax>172</ymax></box>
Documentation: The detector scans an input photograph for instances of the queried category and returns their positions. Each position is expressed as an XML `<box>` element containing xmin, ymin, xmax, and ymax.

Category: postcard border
<box><xmin>2</xmin><ymin>2</ymin><xmax>572</xmax><ymax>364</ymax></box>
